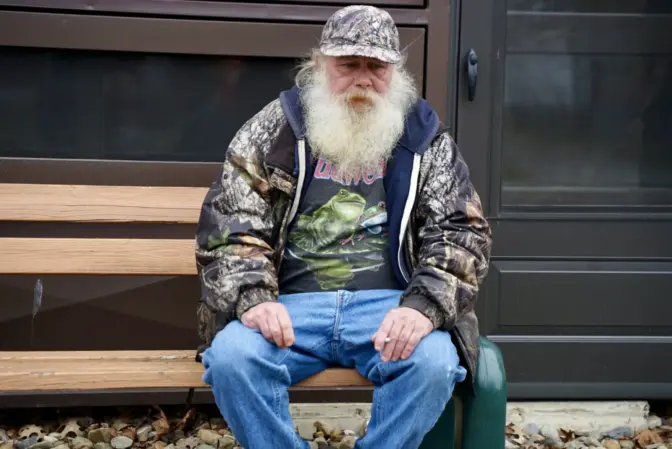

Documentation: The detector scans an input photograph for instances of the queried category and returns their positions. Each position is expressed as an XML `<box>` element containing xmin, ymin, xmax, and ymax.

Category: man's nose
<box><xmin>354</xmin><ymin>73</ymin><xmax>373</xmax><ymax>89</ymax></box>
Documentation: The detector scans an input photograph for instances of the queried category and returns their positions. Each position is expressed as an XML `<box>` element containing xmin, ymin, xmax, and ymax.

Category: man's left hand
<box><xmin>372</xmin><ymin>307</ymin><xmax>434</xmax><ymax>362</ymax></box>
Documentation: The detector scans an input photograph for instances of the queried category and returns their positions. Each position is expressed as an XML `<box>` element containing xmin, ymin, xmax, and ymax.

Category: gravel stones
<box><xmin>87</xmin><ymin>430</ymin><xmax>112</xmax><ymax>445</ymax></box>
<box><xmin>110</xmin><ymin>437</ymin><xmax>133</xmax><ymax>449</ymax></box>
<box><xmin>0</xmin><ymin>405</ymin><xmax>670</xmax><ymax>449</ymax></box>
<box><xmin>506</xmin><ymin>414</ymin><xmax>672</xmax><ymax>449</ymax></box>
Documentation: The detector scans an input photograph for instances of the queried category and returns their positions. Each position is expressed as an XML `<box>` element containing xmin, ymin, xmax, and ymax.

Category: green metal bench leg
<box><xmin>460</xmin><ymin>336</ymin><xmax>507</xmax><ymax>449</ymax></box>
<box><xmin>418</xmin><ymin>397</ymin><xmax>456</xmax><ymax>449</ymax></box>
<box><xmin>418</xmin><ymin>336</ymin><xmax>506</xmax><ymax>449</ymax></box>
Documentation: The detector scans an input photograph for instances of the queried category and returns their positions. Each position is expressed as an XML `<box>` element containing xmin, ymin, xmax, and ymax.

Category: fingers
<box><xmin>257</xmin><ymin>315</ymin><xmax>274</xmax><ymax>343</ymax></box>
<box><xmin>381</xmin><ymin>319</ymin><xmax>403</xmax><ymax>362</ymax></box>
<box><xmin>266</xmin><ymin>314</ymin><xmax>285</xmax><ymax>348</ymax></box>
<box><xmin>400</xmin><ymin>327</ymin><xmax>423</xmax><ymax>360</ymax></box>
<box><xmin>373</xmin><ymin>308</ymin><xmax>435</xmax><ymax>362</ymax></box>
<box><xmin>392</xmin><ymin>319</ymin><xmax>416</xmax><ymax>361</ymax></box>
<box><xmin>241</xmin><ymin>303</ymin><xmax>295</xmax><ymax>348</ymax></box>
<box><xmin>277</xmin><ymin>307</ymin><xmax>296</xmax><ymax>347</ymax></box>
<box><xmin>373</xmin><ymin>316</ymin><xmax>393</xmax><ymax>352</ymax></box>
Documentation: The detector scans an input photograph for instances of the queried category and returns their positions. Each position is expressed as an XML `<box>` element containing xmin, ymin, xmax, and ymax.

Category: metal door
<box><xmin>455</xmin><ymin>0</ymin><xmax>672</xmax><ymax>399</ymax></box>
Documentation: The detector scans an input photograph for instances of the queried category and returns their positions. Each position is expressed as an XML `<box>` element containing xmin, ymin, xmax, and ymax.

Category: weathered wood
<box><xmin>0</xmin><ymin>238</ymin><xmax>196</xmax><ymax>275</ymax></box>
<box><xmin>0</xmin><ymin>184</ymin><xmax>207</xmax><ymax>223</ymax></box>
<box><xmin>0</xmin><ymin>351</ymin><xmax>371</xmax><ymax>391</ymax></box>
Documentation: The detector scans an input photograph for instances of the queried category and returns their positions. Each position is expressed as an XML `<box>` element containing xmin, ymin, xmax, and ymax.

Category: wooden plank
<box><xmin>0</xmin><ymin>351</ymin><xmax>371</xmax><ymax>391</ymax></box>
<box><xmin>0</xmin><ymin>238</ymin><xmax>197</xmax><ymax>275</ymax></box>
<box><xmin>0</xmin><ymin>184</ymin><xmax>207</xmax><ymax>223</ymax></box>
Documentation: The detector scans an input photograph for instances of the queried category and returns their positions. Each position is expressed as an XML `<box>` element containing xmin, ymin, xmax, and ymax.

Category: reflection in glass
<box><xmin>0</xmin><ymin>47</ymin><xmax>297</xmax><ymax>162</ymax></box>
<box><xmin>501</xmin><ymin>1</ymin><xmax>672</xmax><ymax>207</ymax></box>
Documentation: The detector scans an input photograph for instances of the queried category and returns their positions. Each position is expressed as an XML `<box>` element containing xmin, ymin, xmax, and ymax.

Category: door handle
<box><xmin>466</xmin><ymin>49</ymin><xmax>478</xmax><ymax>101</ymax></box>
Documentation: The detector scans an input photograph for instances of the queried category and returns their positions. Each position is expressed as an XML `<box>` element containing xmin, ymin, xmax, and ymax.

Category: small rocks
<box><xmin>650</xmin><ymin>416</ymin><xmax>665</xmax><ymax>429</ymax></box>
<box><xmin>195</xmin><ymin>430</ymin><xmax>219</xmax><ymax>446</ymax></box>
<box><xmin>505</xmin><ymin>414</ymin><xmax>672</xmax><ymax>449</ymax></box>
<box><xmin>16</xmin><ymin>437</ymin><xmax>40</xmax><ymax>449</ymax></box>
<box><xmin>338</xmin><ymin>435</ymin><xmax>356</xmax><ymax>449</ymax></box>
<box><xmin>87</xmin><ymin>429</ymin><xmax>113</xmax><ymax>444</ymax></box>
<box><xmin>312</xmin><ymin>437</ymin><xmax>328</xmax><ymax>449</ymax></box>
<box><xmin>605</xmin><ymin>426</ymin><xmax>635</xmax><ymax>440</ymax></box>
<box><xmin>28</xmin><ymin>441</ymin><xmax>55</xmax><ymax>449</ymax></box>
<box><xmin>602</xmin><ymin>439</ymin><xmax>620</xmax><ymax>449</ymax></box>
<box><xmin>19</xmin><ymin>426</ymin><xmax>44</xmax><ymax>441</ymax></box>
<box><xmin>70</xmin><ymin>437</ymin><xmax>93</xmax><ymax>449</ymax></box>
<box><xmin>577</xmin><ymin>435</ymin><xmax>601</xmax><ymax>446</ymax></box>
<box><xmin>175</xmin><ymin>437</ymin><xmax>199</xmax><ymax>449</ymax></box>
<box><xmin>0</xmin><ymin>405</ymin><xmax>670</xmax><ymax>449</ymax></box>
<box><xmin>539</xmin><ymin>423</ymin><xmax>563</xmax><ymax>447</ymax></box>
<box><xmin>109</xmin><ymin>436</ymin><xmax>132</xmax><ymax>449</ymax></box>
<box><xmin>217</xmin><ymin>435</ymin><xmax>236</xmax><ymax>449</ymax></box>
<box><xmin>58</xmin><ymin>421</ymin><xmax>82</xmax><ymax>440</ymax></box>
<box><xmin>93</xmin><ymin>443</ymin><xmax>113</xmax><ymax>449</ymax></box>
<box><xmin>136</xmin><ymin>426</ymin><xmax>152</xmax><ymax>443</ymax></box>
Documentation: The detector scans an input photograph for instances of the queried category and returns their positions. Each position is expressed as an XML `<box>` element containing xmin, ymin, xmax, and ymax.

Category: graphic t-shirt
<box><xmin>278</xmin><ymin>157</ymin><xmax>402</xmax><ymax>294</ymax></box>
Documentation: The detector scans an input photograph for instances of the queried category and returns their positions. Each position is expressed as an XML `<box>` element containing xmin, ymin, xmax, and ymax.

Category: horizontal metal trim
<box><xmin>0</xmin><ymin>387</ymin><xmax>375</xmax><ymax>408</ymax></box>
<box><xmin>0</xmin><ymin>10</ymin><xmax>425</xmax><ymax>58</ymax></box>
<box><xmin>0</xmin><ymin>158</ymin><xmax>220</xmax><ymax>187</ymax></box>
<box><xmin>0</xmin><ymin>1</ymin><xmax>429</xmax><ymax>25</ymax></box>
<box><xmin>508</xmin><ymin>382</ymin><xmax>672</xmax><ymax>400</ymax></box>
<box><xmin>490</xmin><ymin>335</ymin><xmax>672</xmax><ymax>344</ymax></box>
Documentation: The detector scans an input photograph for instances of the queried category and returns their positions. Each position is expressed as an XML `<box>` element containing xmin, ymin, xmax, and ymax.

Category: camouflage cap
<box><xmin>319</xmin><ymin>5</ymin><xmax>401</xmax><ymax>64</ymax></box>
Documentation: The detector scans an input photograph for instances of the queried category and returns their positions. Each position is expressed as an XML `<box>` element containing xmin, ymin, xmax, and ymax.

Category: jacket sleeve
<box><xmin>195</xmin><ymin>108</ymin><xmax>284</xmax><ymax>323</ymax></box>
<box><xmin>400</xmin><ymin>133</ymin><xmax>492</xmax><ymax>330</ymax></box>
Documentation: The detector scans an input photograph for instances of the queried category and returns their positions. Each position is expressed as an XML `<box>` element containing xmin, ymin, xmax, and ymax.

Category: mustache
<box><xmin>343</xmin><ymin>90</ymin><xmax>377</xmax><ymax>107</ymax></box>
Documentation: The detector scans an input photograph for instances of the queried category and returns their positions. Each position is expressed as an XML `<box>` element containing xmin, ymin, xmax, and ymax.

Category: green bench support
<box><xmin>419</xmin><ymin>336</ymin><xmax>507</xmax><ymax>449</ymax></box>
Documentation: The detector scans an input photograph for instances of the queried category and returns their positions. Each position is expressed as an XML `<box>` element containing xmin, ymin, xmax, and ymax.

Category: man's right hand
<box><xmin>241</xmin><ymin>302</ymin><xmax>296</xmax><ymax>349</ymax></box>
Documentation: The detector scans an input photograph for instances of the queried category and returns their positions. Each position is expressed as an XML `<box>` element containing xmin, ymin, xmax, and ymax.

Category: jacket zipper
<box><xmin>274</xmin><ymin>139</ymin><xmax>307</xmax><ymax>274</ymax></box>
<box><xmin>397</xmin><ymin>153</ymin><xmax>421</xmax><ymax>283</ymax></box>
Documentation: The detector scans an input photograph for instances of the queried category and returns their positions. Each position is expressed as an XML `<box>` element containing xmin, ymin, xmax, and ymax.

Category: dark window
<box><xmin>0</xmin><ymin>46</ymin><xmax>297</xmax><ymax>163</ymax></box>
<box><xmin>500</xmin><ymin>1</ymin><xmax>672</xmax><ymax>209</ymax></box>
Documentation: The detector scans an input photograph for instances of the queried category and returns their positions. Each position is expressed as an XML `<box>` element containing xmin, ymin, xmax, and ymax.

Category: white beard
<box><xmin>299</xmin><ymin>64</ymin><xmax>418</xmax><ymax>175</ymax></box>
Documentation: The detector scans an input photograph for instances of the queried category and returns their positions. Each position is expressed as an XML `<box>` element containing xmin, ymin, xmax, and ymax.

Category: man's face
<box><xmin>300</xmin><ymin>51</ymin><xmax>417</xmax><ymax>174</ymax></box>
<box><xmin>319</xmin><ymin>55</ymin><xmax>393</xmax><ymax>111</ymax></box>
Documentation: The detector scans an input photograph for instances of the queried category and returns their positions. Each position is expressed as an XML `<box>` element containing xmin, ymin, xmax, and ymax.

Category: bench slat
<box><xmin>0</xmin><ymin>351</ymin><xmax>371</xmax><ymax>391</ymax></box>
<box><xmin>0</xmin><ymin>184</ymin><xmax>207</xmax><ymax>224</ymax></box>
<box><xmin>0</xmin><ymin>238</ymin><xmax>196</xmax><ymax>275</ymax></box>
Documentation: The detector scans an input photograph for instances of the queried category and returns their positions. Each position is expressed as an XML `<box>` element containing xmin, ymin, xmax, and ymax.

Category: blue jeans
<box><xmin>201</xmin><ymin>289</ymin><xmax>467</xmax><ymax>449</ymax></box>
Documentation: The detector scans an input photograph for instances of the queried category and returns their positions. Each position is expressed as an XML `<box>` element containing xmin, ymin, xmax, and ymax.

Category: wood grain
<box><xmin>0</xmin><ymin>238</ymin><xmax>197</xmax><ymax>275</ymax></box>
<box><xmin>0</xmin><ymin>184</ymin><xmax>207</xmax><ymax>223</ymax></box>
<box><xmin>0</xmin><ymin>351</ymin><xmax>371</xmax><ymax>391</ymax></box>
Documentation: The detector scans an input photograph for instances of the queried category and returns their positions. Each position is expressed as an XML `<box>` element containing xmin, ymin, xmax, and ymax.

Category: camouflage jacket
<box><xmin>195</xmin><ymin>86</ymin><xmax>492</xmax><ymax>382</ymax></box>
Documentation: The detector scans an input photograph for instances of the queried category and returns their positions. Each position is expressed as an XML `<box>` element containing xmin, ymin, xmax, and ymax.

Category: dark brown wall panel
<box><xmin>0</xmin><ymin>275</ymin><xmax>201</xmax><ymax>351</ymax></box>
<box><xmin>486</xmin><ymin>260</ymin><xmax>672</xmax><ymax>334</ymax></box>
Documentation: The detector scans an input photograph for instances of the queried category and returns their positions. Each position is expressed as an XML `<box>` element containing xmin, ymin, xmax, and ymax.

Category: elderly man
<box><xmin>194</xmin><ymin>4</ymin><xmax>492</xmax><ymax>448</ymax></box>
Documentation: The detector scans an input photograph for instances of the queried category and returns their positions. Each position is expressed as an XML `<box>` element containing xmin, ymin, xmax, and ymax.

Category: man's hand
<box><xmin>241</xmin><ymin>302</ymin><xmax>295</xmax><ymax>349</ymax></box>
<box><xmin>372</xmin><ymin>307</ymin><xmax>433</xmax><ymax>362</ymax></box>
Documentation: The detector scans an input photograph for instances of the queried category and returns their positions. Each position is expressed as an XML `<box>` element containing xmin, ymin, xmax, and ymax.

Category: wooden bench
<box><xmin>0</xmin><ymin>183</ymin><xmax>507</xmax><ymax>449</ymax></box>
